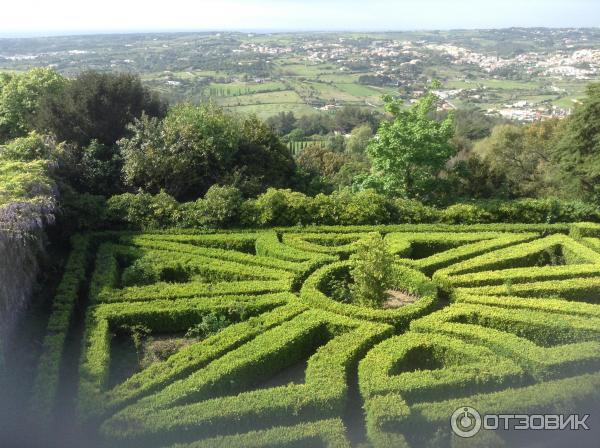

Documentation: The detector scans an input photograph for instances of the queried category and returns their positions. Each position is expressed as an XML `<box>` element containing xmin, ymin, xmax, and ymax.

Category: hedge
<box><xmin>100</xmin><ymin>189</ymin><xmax>600</xmax><ymax>230</ymax></box>
<box><xmin>28</xmin><ymin>225</ymin><xmax>600</xmax><ymax>447</ymax></box>
<box><xmin>410</xmin><ymin>304</ymin><xmax>600</xmax><ymax>380</ymax></box>
<box><xmin>78</xmin><ymin>294</ymin><xmax>300</xmax><ymax>422</ymax></box>
<box><xmin>300</xmin><ymin>261</ymin><xmax>438</xmax><ymax>329</ymax></box>
<box><xmin>364</xmin><ymin>372</ymin><xmax>600</xmax><ymax>448</ymax></box>
<box><xmin>100</xmin><ymin>309</ymin><xmax>392</xmax><ymax>445</ymax></box>
<box><xmin>166</xmin><ymin>418</ymin><xmax>352</xmax><ymax>448</ymax></box>
<box><xmin>29</xmin><ymin>234</ymin><xmax>92</xmax><ymax>423</ymax></box>
<box><xmin>359</xmin><ymin>332</ymin><xmax>524</xmax><ymax>403</ymax></box>
<box><xmin>435</xmin><ymin>234</ymin><xmax>600</xmax><ymax>277</ymax></box>
<box><xmin>388</xmin><ymin>231</ymin><xmax>537</xmax><ymax>276</ymax></box>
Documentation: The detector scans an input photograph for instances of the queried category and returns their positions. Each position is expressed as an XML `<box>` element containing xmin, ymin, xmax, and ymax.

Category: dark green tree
<box><xmin>551</xmin><ymin>83</ymin><xmax>600</xmax><ymax>201</ymax></box>
<box><xmin>36</xmin><ymin>71</ymin><xmax>166</xmax><ymax>147</ymax></box>
<box><xmin>227</xmin><ymin>115</ymin><xmax>297</xmax><ymax>197</ymax></box>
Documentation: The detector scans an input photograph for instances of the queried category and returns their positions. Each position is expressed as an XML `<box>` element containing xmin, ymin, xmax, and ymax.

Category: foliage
<box><xmin>106</xmin><ymin>190</ymin><xmax>180</xmax><ymax>230</ymax></box>
<box><xmin>360</xmin><ymin>90</ymin><xmax>456</xmax><ymax>199</ymax></box>
<box><xmin>297</xmin><ymin>145</ymin><xmax>352</xmax><ymax>179</ymax></box>
<box><xmin>121</xmin><ymin>105</ymin><xmax>295</xmax><ymax>201</ymax></box>
<box><xmin>29</xmin><ymin>224</ymin><xmax>600</xmax><ymax>446</ymax></box>
<box><xmin>0</xmin><ymin>131</ymin><xmax>54</xmax><ymax>162</ymax></box>
<box><xmin>36</xmin><ymin>71</ymin><xmax>166</xmax><ymax>147</ymax></box>
<box><xmin>120</xmin><ymin>104</ymin><xmax>239</xmax><ymax>199</ymax></box>
<box><xmin>349</xmin><ymin>234</ymin><xmax>395</xmax><ymax>308</ymax></box>
<box><xmin>0</xmin><ymin>68</ymin><xmax>66</xmax><ymax>143</ymax></box>
<box><xmin>266</xmin><ymin>111</ymin><xmax>297</xmax><ymax>136</ymax></box>
<box><xmin>185</xmin><ymin>312</ymin><xmax>232</xmax><ymax>339</ymax></box>
<box><xmin>474</xmin><ymin>120</ymin><xmax>563</xmax><ymax>197</ymax></box>
<box><xmin>551</xmin><ymin>82</ymin><xmax>600</xmax><ymax>201</ymax></box>
<box><xmin>199</xmin><ymin>185</ymin><xmax>244</xmax><ymax>228</ymax></box>
<box><xmin>103</xmin><ymin>188</ymin><xmax>600</xmax><ymax>231</ymax></box>
<box><xmin>346</xmin><ymin>124</ymin><xmax>373</xmax><ymax>154</ymax></box>
<box><xmin>227</xmin><ymin>115</ymin><xmax>297</xmax><ymax>197</ymax></box>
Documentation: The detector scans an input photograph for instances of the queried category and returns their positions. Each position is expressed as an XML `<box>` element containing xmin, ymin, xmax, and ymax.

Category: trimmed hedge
<box><xmin>364</xmin><ymin>372</ymin><xmax>600</xmax><ymax>448</ymax></box>
<box><xmin>29</xmin><ymin>234</ymin><xmax>92</xmax><ymax>422</ymax></box>
<box><xmin>78</xmin><ymin>294</ymin><xmax>300</xmax><ymax>422</ymax></box>
<box><xmin>100</xmin><ymin>309</ymin><xmax>392</xmax><ymax>445</ymax></box>
<box><xmin>29</xmin><ymin>225</ymin><xmax>600</xmax><ymax>447</ymax></box>
<box><xmin>166</xmin><ymin>418</ymin><xmax>352</xmax><ymax>448</ymax></box>
<box><xmin>435</xmin><ymin>234</ymin><xmax>600</xmax><ymax>277</ymax></box>
<box><xmin>410</xmin><ymin>304</ymin><xmax>600</xmax><ymax>380</ymax></box>
<box><xmin>359</xmin><ymin>332</ymin><xmax>524</xmax><ymax>403</ymax></box>
<box><xmin>301</xmin><ymin>261</ymin><xmax>438</xmax><ymax>329</ymax></box>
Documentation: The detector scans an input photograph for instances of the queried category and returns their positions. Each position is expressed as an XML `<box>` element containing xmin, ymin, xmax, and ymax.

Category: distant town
<box><xmin>1</xmin><ymin>28</ymin><xmax>598</xmax><ymax>121</ymax></box>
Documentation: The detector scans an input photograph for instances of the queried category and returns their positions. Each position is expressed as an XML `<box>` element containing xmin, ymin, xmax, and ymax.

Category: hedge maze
<box><xmin>31</xmin><ymin>224</ymin><xmax>600</xmax><ymax>447</ymax></box>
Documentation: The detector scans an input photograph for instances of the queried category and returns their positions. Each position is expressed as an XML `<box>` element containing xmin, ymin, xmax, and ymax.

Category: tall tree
<box><xmin>474</xmin><ymin>120</ymin><xmax>561</xmax><ymax>197</ymax></box>
<box><xmin>227</xmin><ymin>115</ymin><xmax>297</xmax><ymax>197</ymax></box>
<box><xmin>551</xmin><ymin>83</ymin><xmax>600</xmax><ymax>201</ymax></box>
<box><xmin>359</xmin><ymin>90</ymin><xmax>455</xmax><ymax>199</ymax></box>
<box><xmin>36</xmin><ymin>71</ymin><xmax>166</xmax><ymax>147</ymax></box>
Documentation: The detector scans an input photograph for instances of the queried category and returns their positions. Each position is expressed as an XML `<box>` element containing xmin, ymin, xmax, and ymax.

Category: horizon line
<box><xmin>1</xmin><ymin>26</ymin><xmax>599</xmax><ymax>40</ymax></box>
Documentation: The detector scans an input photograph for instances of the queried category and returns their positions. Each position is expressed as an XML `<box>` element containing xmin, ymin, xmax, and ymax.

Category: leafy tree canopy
<box><xmin>0</xmin><ymin>69</ymin><xmax>66</xmax><ymax>143</ymax></box>
<box><xmin>359</xmin><ymin>88</ymin><xmax>456</xmax><ymax>200</ymax></box>
<box><xmin>551</xmin><ymin>83</ymin><xmax>600</xmax><ymax>201</ymax></box>
<box><xmin>36</xmin><ymin>71</ymin><xmax>166</xmax><ymax>147</ymax></box>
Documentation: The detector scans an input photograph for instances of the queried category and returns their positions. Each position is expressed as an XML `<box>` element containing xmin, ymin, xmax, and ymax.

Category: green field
<box><xmin>29</xmin><ymin>223</ymin><xmax>600</xmax><ymax>447</ymax></box>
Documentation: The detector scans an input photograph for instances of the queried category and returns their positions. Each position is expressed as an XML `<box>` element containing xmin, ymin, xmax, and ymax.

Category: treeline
<box><xmin>1</xmin><ymin>69</ymin><xmax>600</xmax><ymax>235</ymax></box>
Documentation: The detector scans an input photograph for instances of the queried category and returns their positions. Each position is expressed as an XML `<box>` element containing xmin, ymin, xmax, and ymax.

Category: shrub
<box><xmin>349</xmin><ymin>234</ymin><xmax>395</xmax><ymax>308</ymax></box>
<box><xmin>254</xmin><ymin>188</ymin><xmax>313</xmax><ymax>226</ymax></box>
<box><xmin>106</xmin><ymin>190</ymin><xmax>180</xmax><ymax>229</ymax></box>
<box><xmin>185</xmin><ymin>312</ymin><xmax>232</xmax><ymax>338</ymax></box>
<box><xmin>199</xmin><ymin>185</ymin><xmax>243</xmax><ymax>228</ymax></box>
<box><xmin>441</xmin><ymin>203</ymin><xmax>492</xmax><ymax>224</ymax></box>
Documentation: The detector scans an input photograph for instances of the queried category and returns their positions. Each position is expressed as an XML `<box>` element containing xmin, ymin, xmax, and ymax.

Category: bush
<box><xmin>349</xmin><ymin>234</ymin><xmax>395</xmax><ymax>308</ymax></box>
<box><xmin>200</xmin><ymin>185</ymin><xmax>243</xmax><ymax>228</ymax></box>
<box><xmin>185</xmin><ymin>312</ymin><xmax>232</xmax><ymax>338</ymax></box>
<box><xmin>82</xmin><ymin>188</ymin><xmax>600</xmax><ymax>232</ymax></box>
<box><xmin>106</xmin><ymin>190</ymin><xmax>180</xmax><ymax>229</ymax></box>
<box><xmin>254</xmin><ymin>188</ymin><xmax>313</xmax><ymax>226</ymax></box>
<box><xmin>441</xmin><ymin>203</ymin><xmax>492</xmax><ymax>224</ymax></box>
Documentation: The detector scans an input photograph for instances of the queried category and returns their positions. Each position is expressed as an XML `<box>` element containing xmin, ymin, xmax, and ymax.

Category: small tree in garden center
<box><xmin>350</xmin><ymin>233</ymin><xmax>395</xmax><ymax>308</ymax></box>
<box><xmin>359</xmin><ymin>83</ymin><xmax>456</xmax><ymax>199</ymax></box>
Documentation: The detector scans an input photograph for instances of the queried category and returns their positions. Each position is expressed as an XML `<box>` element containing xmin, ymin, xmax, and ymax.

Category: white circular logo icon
<box><xmin>451</xmin><ymin>406</ymin><xmax>482</xmax><ymax>438</ymax></box>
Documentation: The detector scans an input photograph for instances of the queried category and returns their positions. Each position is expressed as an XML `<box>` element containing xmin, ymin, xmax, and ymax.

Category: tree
<box><xmin>474</xmin><ymin>121</ymin><xmax>561</xmax><ymax>197</ymax></box>
<box><xmin>227</xmin><ymin>115</ymin><xmax>297</xmax><ymax>197</ymax></box>
<box><xmin>120</xmin><ymin>104</ymin><xmax>239</xmax><ymax>200</ymax></box>
<box><xmin>266</xmin><ymin>111</ymin><xmax>296</xmax><ymax>136</ymax></box>
<box><xmin>0</xmin><ymin>69</ymin><xmax>66</xmax><ymax>143</ymax></box>
<box><xmin>551</xmin><ymin>83</ymin><xmax>600</xmax><ymax>201</ymax></box>
<box><xmin>295</xmin><ymin>113</ymin><xmax>333</xmax><ymax>136</ymax></box>
<box><xmin>359</xmin><ymin>90</ymin><xmax>455</xmax><ymax>199</ymax></box>
<box><xmin>346</xmin><ymin>124</ymin><xmax>373</xmax><ymax>154</ymax></box>
<box><xmin>297</xmin><ymin>145</ymin><xmax>351</xmax><ymax>179</ymax></box>
<box><xmin>350</xmin><ymin>233</ymin><xmax>395</xmax><ymax>308</ymax></box>
<box><xmin>36</xmin><ymin>71</ymin><xmax>166</xmax><ymax>147</ymax></box>
<box><xmin>334</xmin><ymin>105</ymin><xmax>380</xmax><ymax>133</ymax></box>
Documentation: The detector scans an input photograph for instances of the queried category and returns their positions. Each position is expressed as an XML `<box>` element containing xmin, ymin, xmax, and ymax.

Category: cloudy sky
<box><xmin>0</xmin><ymin>0</ymin><xmax>598</xmax><ymax>37</ymax></box>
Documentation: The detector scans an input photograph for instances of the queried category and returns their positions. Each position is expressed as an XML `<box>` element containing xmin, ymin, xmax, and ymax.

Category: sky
<box><xmin>0</xmin><ymin>0</ymin><xmax>599</xmax><ymax>37</ymax></box>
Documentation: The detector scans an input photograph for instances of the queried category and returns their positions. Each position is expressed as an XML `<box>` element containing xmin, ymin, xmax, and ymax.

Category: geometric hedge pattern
<box><xmin>30</xmin><ymin>223</ymin><xmax>600</xmax><ymax>447</ymax></box>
